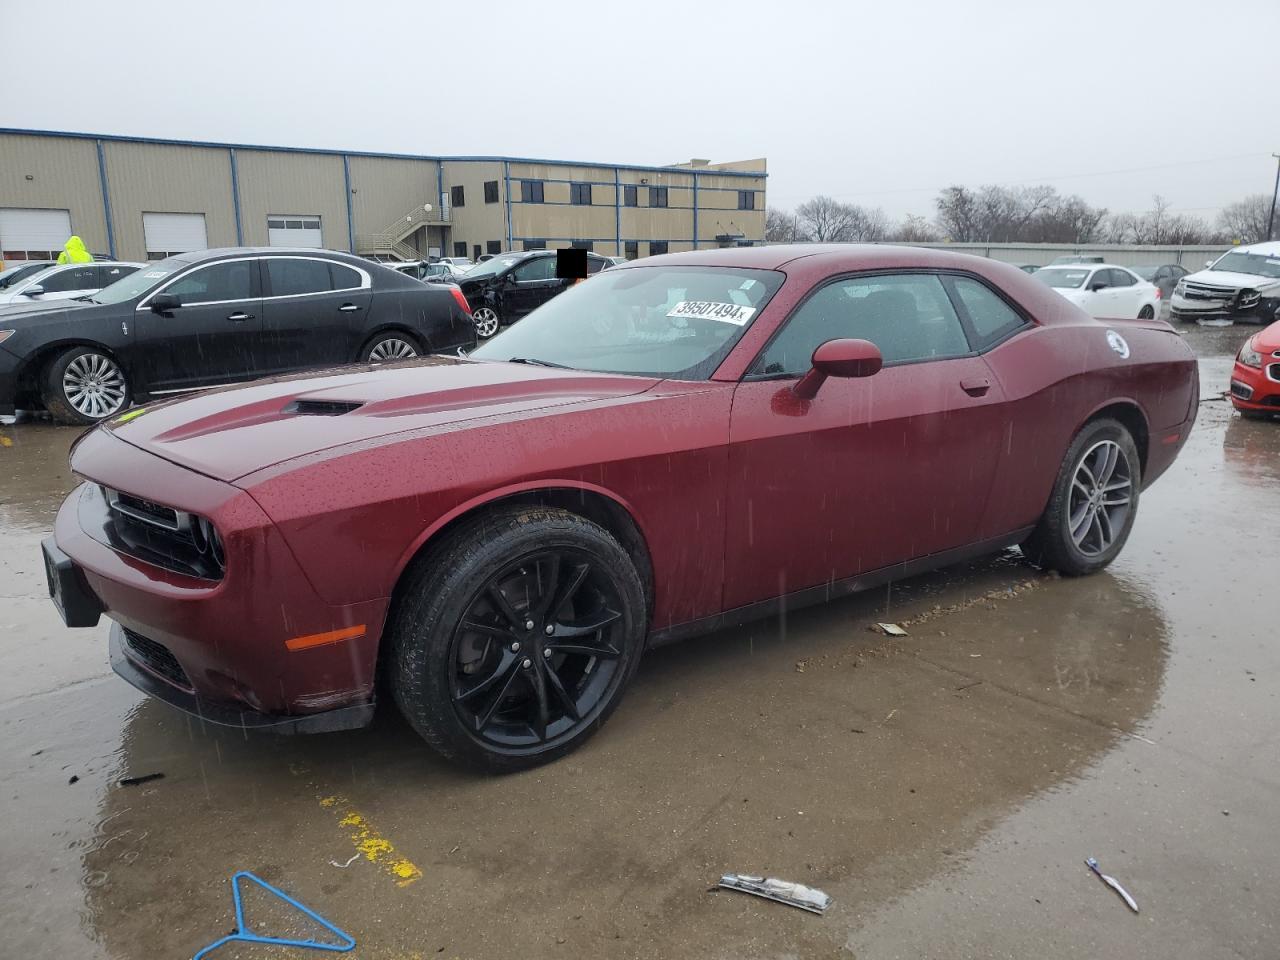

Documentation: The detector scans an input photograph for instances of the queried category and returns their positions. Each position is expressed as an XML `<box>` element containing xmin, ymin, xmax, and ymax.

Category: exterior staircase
<box><xmin>356</xmin><ymin>201</ymin><xmax>451</xmax><ymax>261</ymax></box>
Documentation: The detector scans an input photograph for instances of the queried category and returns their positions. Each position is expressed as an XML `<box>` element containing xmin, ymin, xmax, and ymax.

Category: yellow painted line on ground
<box><xmin>319</xmin><ymin>795</ymin><xmax>422</xmax><ymax>887</ymax></box>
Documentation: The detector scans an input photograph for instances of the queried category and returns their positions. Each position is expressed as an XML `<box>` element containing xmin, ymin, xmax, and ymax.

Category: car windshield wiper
<box><xmin>508</xmin><ymin>357</ymin><xmax>571</xmax><ymax>369</ymax></box>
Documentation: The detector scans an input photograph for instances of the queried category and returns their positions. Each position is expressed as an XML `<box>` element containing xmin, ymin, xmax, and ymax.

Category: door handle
<box><xmin>338</xmin><ymin>303</ymin><xmax>360</xmax><ymax>312</ymax></box>
<box><xmin>960</xmin><ymin>377</ymin><xmax>991</xmax><ymax>397</ymax></box>
<box><xmin>227</xmin><ymin>312</ymin><xmax>254</xmax><ymax>322</ymax></box>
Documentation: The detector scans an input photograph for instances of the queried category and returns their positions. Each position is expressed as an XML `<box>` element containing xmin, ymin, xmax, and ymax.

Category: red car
<box><xmin>1229</xmin><ymin>320</ymin><xmax>1280</xmax><ymax>418</ymax></box>
<box><xmin>43</xmin><ymin>245</ymin><xmax>1198</xmax><ymax>770</ymax></box>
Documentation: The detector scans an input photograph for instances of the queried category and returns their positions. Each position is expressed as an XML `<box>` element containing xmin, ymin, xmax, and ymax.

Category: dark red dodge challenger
<box><xmin>44</xmin><ymin>245</ymin><xmax>1198</xmax><ymax>769</ymax></box>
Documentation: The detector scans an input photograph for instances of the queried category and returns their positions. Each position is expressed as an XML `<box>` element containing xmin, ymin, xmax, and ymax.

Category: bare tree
<box><xmin>795</xmin><ymin>196</ymin><xmax>864</xmax><ymax>242</ymax></box>
<box><xmin>891</xmin><ymin>214</ymin><xmax>939</xmax><ymax>242</ymax></box>
<box><xmin>935</xmin><ymin>185</ymin><xmax>980</xmax><ymax>242</ymax></box>
<box><xmin>765</xmin><ymin>207</ymin><xmax>801</xmax><ymax>243</ymax></box>
<box><xmin>1107</xmin><ymin>195</ymin><xmax>1215</xmax><ymax>244</ymax></box>
<box><xmin>1218</xmin><ymin>194</ymin><xmax>1276</xmax><ymax>244</ymax></box>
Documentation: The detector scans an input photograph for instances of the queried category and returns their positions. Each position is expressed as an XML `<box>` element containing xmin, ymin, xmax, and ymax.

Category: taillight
<box><xmin>1153</xmin><ymin>287</ymin><xmax>1162</xmax><ymax>300</ymax></box>
<box><xmin>450</xmin><ymin>285</ymin><xmax>472</xmax><ymax>315</ymax></box>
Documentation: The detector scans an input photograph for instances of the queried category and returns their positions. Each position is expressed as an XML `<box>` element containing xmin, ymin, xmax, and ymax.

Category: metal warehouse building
<box><xmin>0</xmin><ymin>129</ymin><xmax>766</xmax><ymax>266</ymax></box>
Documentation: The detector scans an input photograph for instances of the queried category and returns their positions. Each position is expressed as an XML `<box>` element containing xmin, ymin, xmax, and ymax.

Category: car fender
<box><xmin>16</xmin><ymin>338</ymin><xmax>137</xmax><ymax>393</ymax></box>
<box><xmin>387</xmin><ymin>478</ymin><xmax>652</xmax><ymax>590</ymax></box>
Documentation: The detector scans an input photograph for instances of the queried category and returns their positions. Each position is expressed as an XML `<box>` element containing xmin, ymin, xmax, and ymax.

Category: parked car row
<box><xmin>0</xmin><ymin>248</ymin><xmax>476</xmax><ymax>424</ymax></box>
<box><xmin>1033</xmin><ymin>263</ymin><xmax>1162</xmax><ymax>320</ymax></box>
<box><xmin>0</xmin><ymin>261</ymin><xmax>142</xmax><ymax>306</ymax></box>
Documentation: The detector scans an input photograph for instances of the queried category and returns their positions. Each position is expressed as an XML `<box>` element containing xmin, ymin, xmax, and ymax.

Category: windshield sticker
<box><xmin>667</xmin><ymin>300</ymin><xmax>757</xmax><ymax>326</ymax></box>
<box><xmin>142</xmin><ymin>271</ymin><xmax>170</xmax><ymax>279</ymax></box>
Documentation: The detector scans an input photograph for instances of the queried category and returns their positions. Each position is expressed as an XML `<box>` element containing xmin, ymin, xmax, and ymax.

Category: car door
<box><xmin>134</xmin><ymin>258</ymin><xmax>264</xmax><ymax>392</ymax></box>
<box><xmin>503</xmin><ymin>255</ymin><xmax>568</xmax><ymax>319</ymax></box>
<box><xmin>1108</xmin><ymin>268</ymin><xmax>1142</xmax><ymax>316</ymax></box>
<box><xmin>722</xmin><ymin>272</ymin><xmax>1006</xmax><ymax>610</ymax></box>
<box><xmin>259</xmin><ymin>256</ymin><xmax>373</xmax><ymax>373</ymax></box>
<box><xmin>24</xmin><ymin>265</ymin><xmax>98</xmax><ymax>302</ymax></box>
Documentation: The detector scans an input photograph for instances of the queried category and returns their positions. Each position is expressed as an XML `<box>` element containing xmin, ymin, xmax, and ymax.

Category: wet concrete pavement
<box><xmin>1</xmin><ymin>326</ymin><xmax>1276</xmax><ymax>959</ymax></box>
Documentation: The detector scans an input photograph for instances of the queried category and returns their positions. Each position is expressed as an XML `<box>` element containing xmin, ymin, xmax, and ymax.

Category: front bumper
<box><xmin>49</xmin><ymin>427</ymin><xmax>387</xmax><ymax>730</ymax></box>
<box><xmin>1170</xmin><ymin>292</ymin><xmax>1280</xmax><ymax>325</ymax></box>
<box><xmin>1229</xmin><ymin>359</ymin><xmax>1280</xmax><ymax>413</ymax></box>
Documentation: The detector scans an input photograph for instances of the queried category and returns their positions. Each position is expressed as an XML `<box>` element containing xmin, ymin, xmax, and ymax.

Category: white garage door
<box><xmin>267</xmin><ymin>215</ymin><xmax>323</xmax><ymax>248</ymax></box>
<box><xmin>142</xmin><ymin>212</ymin><xmax>208</xmax><ymax>259</ymax></box>
<box><xmin>0</xmin><ymin>208</ymin><xmax>73</xmax><ymax>259</ymax></box>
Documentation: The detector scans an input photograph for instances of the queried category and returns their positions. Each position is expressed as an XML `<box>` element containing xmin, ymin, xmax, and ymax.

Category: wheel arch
<box><xmin>1078</xmin><ymin>399</ymin><xmax>1150</xmax><ymax>478</ymax></box>
<box><xmin>355</xmin><ymin>324</ymin><xmax>425</xmax><ymax>361</ymax></box>
<box><xmin>388</xmin><ymin>481</ymin><xmax>656</xmax><ymax>622</ymax></box>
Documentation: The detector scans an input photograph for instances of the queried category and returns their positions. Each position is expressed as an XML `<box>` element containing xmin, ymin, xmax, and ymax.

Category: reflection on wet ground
<box><xmin>1</xmin><ymin>327</ymin><xmax>1276</xmax><ymax>959</ymax></box>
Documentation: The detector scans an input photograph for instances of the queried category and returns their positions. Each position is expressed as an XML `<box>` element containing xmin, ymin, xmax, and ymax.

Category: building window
<box><xmin>486</xmin><ymin>240</ymin><xmax>502</xmax><ymax>254</ymax></box>
<box><xmin>623</xmin><ymin>185</ymin><xmax>638</xmax><ymax>207</ymax></box>
<box><xmin>649</xmin><ymin>186</ymin><xmax>668</xmax><ymax>208</ymax></box>
<box><xmin>472</xmin><ymin>244</ymin><xmax>481</xmax><ymax>260</ymax></box>
<box><xmin>649</xmin><ymin>241</ymin><xmax>668</xmax><ymax>256</ymax></box>
<box><xmin>571</xmin><ymin>183</ymin><xmax>593</xmax><ymax>206</ymax></box>
<box><xmin>571</xmin><ymin>240</ymin><xmax>594</xmax><ymax>251</ymax></box>
<box><xmin>521</xmin><ymin>180</ymin><xmax>544</xmax><ymax>203</ymax></box>
<box><xmin>451</xmin><ymin>185</ymin><xmax>465</xmax><ymax>208</ymax></box>
<box><xmin>624</xmin><ymin>241</ymin><xmax>638</xmax><ymax>260</ymax></box>
<box><xmin>738</xmin><ymin>190</ymin><xmax>756</xmax><ymax>210</ymax></box>
<box><xmin>266</xmin><ymin>215</ymin><xmax>322</xmax><ymax>248</ymax></box>
<box><xmin>523</xmin><ymin>239</ymin><xmax>547</xmax><ymax>250</ymax></box>
<box><xmin>453</xmin><ymin>241</ymin><xmax>467</xmax><ymax>257</ymax></box>
<box><xmin>484</xmin><ymin>181</ymin><xmax>499</xmax><ymax>204</ymax></box>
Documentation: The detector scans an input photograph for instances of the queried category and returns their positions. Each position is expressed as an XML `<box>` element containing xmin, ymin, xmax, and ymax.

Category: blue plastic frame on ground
<box><xmin>191</xmin><ymin>870</ymin><xmax>356</xmax><ymax>959</ymax></box>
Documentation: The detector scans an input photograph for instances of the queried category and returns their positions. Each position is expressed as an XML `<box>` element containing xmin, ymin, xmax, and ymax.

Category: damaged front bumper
<box><xmin>1170</xmin><ymin>291</ymin><xmax>1280</xmax><ymax>325</ymax></box>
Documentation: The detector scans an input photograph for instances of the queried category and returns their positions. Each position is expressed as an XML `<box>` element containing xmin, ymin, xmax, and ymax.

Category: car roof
<box><xmin>173</xmin><ymin>247</ymin><xmax>368</xmax><ymax>263</ymax></box>
<box><xmin>1233</xmin><ymin>240</ymin><xmax>1280</xmax><ymax>257</ymax></box>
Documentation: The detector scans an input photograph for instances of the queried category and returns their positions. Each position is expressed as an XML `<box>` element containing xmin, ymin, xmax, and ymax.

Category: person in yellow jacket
<box><xmin>56</xmin><ymin>236</ymin><xmax>94</xmax><ymax>264</ymax></box>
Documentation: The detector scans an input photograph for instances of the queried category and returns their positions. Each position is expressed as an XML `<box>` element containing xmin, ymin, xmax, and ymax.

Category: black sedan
<box><xmin>456</xmin><ymin>249</ymin><xmax>611</xmax><ymax>338</ymax></box>
<box><xmin>0</xmin><ymin>248</ymin><xmax>477</xmax><ymax>424</ymax></box>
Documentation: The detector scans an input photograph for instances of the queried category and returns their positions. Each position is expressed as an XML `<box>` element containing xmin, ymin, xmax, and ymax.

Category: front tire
<box><xmin>388</xmin><ymin>506</ymin><xmax>647</xmax><ymax>771</ymax></box>
<box><xmin>41</xmin><ymin>347</ymin><xmax>130</xmax><ymax>425</ymax></box>
<box><xmin>472</xmin><ymin>306</ymin><xmax>501</xmax><ymax>339</ymax></box>
<box><xmin>1022</xmin><ymin>418</ymin><xmax>1141</xmax><ymax>576</ymax></box>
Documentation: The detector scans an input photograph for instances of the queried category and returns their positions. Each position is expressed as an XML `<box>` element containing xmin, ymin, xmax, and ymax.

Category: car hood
<box><xmin>1252</xmin><ymin>320</ymin><xmax>1280</xmax><ymax>354</ymax></box>
<box><xmin>0</xmin><ymin>297</ymin><xmax>101</xmax><ymax>324</ymax></box>
<box><xmin>1182</xmin><ymin>269</ymin><xmax>1280</xmax><ymax>292</ymax></box>
<box><xmin>106</xmin><ymin>356</ymin><xmax>660</xmax><ymax>482</ymax></box>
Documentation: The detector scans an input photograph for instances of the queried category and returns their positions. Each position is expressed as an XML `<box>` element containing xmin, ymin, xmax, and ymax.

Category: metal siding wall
<box><xmin>347</xmin><ymin>156</ymin><xmax>440</xmax><ymax>236</ymax></box>
<box><xmin>900</xmin><ymin>242</ymin><xmax>1232</xmax><ymax>269</ymax></box>
<box><xmin>102</xmin><ymin>141</ymin><xmax>235</xmax><ymax>259</ymax></box>
<box><xmin>234</xmin><ymin>151</ymin><xmax>348</xmax><ymax>249</ymax></box>
<box><xmin>444</xmin><ymin>161</ymin><xmax>507</xmax><ymax>254</ymax></box>
<box><xmin>0</xmin><ymin>134</ymin><xmax>108</xmax><ymax>255</ymax></box>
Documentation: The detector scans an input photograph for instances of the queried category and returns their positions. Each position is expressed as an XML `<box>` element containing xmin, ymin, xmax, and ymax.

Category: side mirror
<box><xmin>21</xmin><ymin>284</ymin><xmax>44</xmax><ymax>297</ymax></box>
<box><xmin>150</xmin><ymin>293</ymin><xmax>180</xmax><ymax>312</ymax></box>
<box><xmin>793</xmin><ymin>338</ymin><xmax>883</xmax><ymax>400</ymax></box>
<box><xmin>1089</xmin><ymin>281</ymin><xmax>1107</xmax><ymax>292</ymax></box>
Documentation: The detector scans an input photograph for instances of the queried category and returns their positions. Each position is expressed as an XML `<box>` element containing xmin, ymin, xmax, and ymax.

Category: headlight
<box><xmin>1238</xmin><ymin>336</ymin><xmax>1263</xmax><ymax>368</ymax></box>
<box><xmin>1173</xmin><ymin>281</ymin><xmax>1186</xmax><ymax>297</ymax></box>
<box><xmin>0</xmin><ymin>330</ymin><xmax>14</xmax><ymax>345</ymax></box>
<box><xmin>1238</xmin><ymin>289</ymin><xmax>1261</xmax><ymax>309</ymax></box>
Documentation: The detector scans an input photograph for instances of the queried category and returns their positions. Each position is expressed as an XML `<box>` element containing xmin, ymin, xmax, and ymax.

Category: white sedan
<box><xmin>1034</xmin><ymin>264</ymin><xmax>1161</xmax><ymax>320</ymax></box>
<box><xmin>0</xmin><ymin>261</ymin><xmax>143</xmax><ymax>307</ymax></box>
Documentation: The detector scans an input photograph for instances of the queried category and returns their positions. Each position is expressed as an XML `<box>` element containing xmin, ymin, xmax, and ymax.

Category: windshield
<box><xmin>470</xmin><ymin>266</ymin><xmax>786</xmax><ymax>379</ymax></box>
<box><xmin>1034</xmin><ymin>267</ymin><xmax>1090</xmax><ymax>289</ymax></box>
<box><xmin>1210</xmin><ymin>251</ymin><xmax>1280</xmax><ymax>280</ymax></box>
<box><xmin>464</xmin><ymin>254</ymin><xmax>525</xmax><ymax>279</ymax></box>
<box><xmin>92</xmin><ymin>257</ymin><xmax>189</xmax><ymax>304</ymax></box>
<box><xmin>0</xmin><ymin>263</ymin><xmax>52</xmax><ymax>289</ymax></box>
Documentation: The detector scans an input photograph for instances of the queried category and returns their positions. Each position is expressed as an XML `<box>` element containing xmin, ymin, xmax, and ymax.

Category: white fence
<box><xmin>895</xmin><ymin>241</ymin><xmax>1229</xmax><ymax>269</ymax></box>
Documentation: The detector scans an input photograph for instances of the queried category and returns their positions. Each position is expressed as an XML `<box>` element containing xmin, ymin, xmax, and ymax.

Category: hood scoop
<box><xmin>284</xmin><ymin>399</ymin><xmax>365</xmax><ymax>417</ymax></box>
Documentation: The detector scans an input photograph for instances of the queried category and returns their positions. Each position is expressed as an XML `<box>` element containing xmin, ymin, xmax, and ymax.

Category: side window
<box><xmin>1110</xmin><ymin>268</ymin><xmax>1135</xmax><ymax>287</ymax></box>
<box><xmin>267</xmin><ymin>258</ymin><xmax>331</xmax><ymax>297</ymax></box>
<box><xmin>753</xmin><ymin>274</ymin><xmax>970</xmax><ymax>376</ymax></box>
<box><xmin>1088</xmin><ymin>269</ymin><xmax>1108</xmax><ymax>290</ymax></box>
<box><xmin>521</xmin><ymin>180</ymin><xmax>544</xmax><ymax>203</ymax></box>
<box><xmin>947</xmin><ymin>276</ymin><xmax>1027</xmax><ymax>348</ymax></box>
<box><xmin>512</xmin><ymin>257</ymin><xmax>554</xmax><ymax>282</ymax></box>
<box><xmin>97</xmin><ymin>264</ymin><xmax>136</xmax><ymax>285</ymax></box>
<box><xmin>328</xmin><ymin>262</ymin><xmax>362</xmax><ymax>290</ymax></box>
<box><xmin>586</xmin><ymin>256</ymin><xmax>606</xmax><ymax>274</ymax></box>
<box><xmin>41</xmin><ymin>267</ymin><xmax>98</xmax><ymax>292</ymax></box>
<box><xmin>164</xmin><ymin>261</ymin><xmax>253</xmax><ymax>303</ymax></box>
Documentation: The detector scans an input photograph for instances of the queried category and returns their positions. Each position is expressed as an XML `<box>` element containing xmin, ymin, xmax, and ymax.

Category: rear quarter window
<box><xmin>945</xmin><ymin>276</ymin><xmax>1029</xmax><ymax>349</ymax></box>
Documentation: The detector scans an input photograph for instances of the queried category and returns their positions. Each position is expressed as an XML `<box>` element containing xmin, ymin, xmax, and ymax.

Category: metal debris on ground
<box><xmin>329</xmin><ymin>854</ymin><xmax>360</xmax><ymax>869</ymax></box>
<box><xmin>118</xmin><ymin>772</ymin><xmax>165</xmax><ymax>787</ymax></box>
<box><xmin>1085</xmin><ymin>857</ymin><xmax>1139</xmax><ymax>914</ymax></box>
<box><xmin>874</xmin><ymin>623</ymin><xmax>909</xmax><ymax>637</ymax></box>
<box><xmin>192</xmin><ymin>870</ymin><xmax>355</xmax><ymax>958</ymax></box>
<box><xmin>716</xmin><ymin>874</ymin><xmax>832</xmax><ymax>915</ymax></box>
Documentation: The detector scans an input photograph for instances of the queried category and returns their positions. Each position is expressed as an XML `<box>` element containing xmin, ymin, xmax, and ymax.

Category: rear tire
<box><xmin>363</xmin><ymin>332</ymin><xmax>420</xmax><ymax>363</ymax></box>
<box><xmin>472</xmin><ymin>306</ymin><xmax>501</xmax><ymax>339</ymax></box>
<box><xmin>1022</xmin><ymin>418</ymin><xmax>1141</xmax><ymax>576</ymax></box>
<box><xmin>40</xmin><ymin>346</ymin><xmax>131</xmax><ymax>425</ymax></box>
<box><xmin>1138</xmin><ymin>305</ymin><xmax>1155</xmax><ymax>319</ymax></box>
<box><xmin>388</xmin><ymin>506</ymin><xmax>647</xmax><ymax>772</ymax></box>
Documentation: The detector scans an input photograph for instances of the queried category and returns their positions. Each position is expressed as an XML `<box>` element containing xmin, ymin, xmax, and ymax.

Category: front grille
<box><xmin>1182</xmin><ymin>281</ymin><xmax>1236</xmax><ymax>302</ymax></box>
<box><xmin>123</xmin><ymin>629</ymin><xmax>193</xmax><ymax>691</ymax></box>
<box><xmin>1262</xmin><ymin>396</ymin><xmax>1280</xmax><ymax>408</ymax></box>
<box><xmin>1268</xmin><ymin>363</ymin><xmax>1280</xmax><ymax>384</ymax></box>
<box><xmin>111</xmin><ymin>491</ymin><xmax>180</xmax><ymax>530</ymax></box>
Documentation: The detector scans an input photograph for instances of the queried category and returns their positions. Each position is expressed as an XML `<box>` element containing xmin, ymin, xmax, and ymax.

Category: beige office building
<box><xmin>0</xmin><ymin>129</ymin><xmax>765</xmax><ymax>266</ymax></box>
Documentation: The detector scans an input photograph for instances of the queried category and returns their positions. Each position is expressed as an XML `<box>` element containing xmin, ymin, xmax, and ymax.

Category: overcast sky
<box><xmin>3</xmin><ymin>0</ymin><xmax>1277</xmax><ymax>224</ymax></box>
